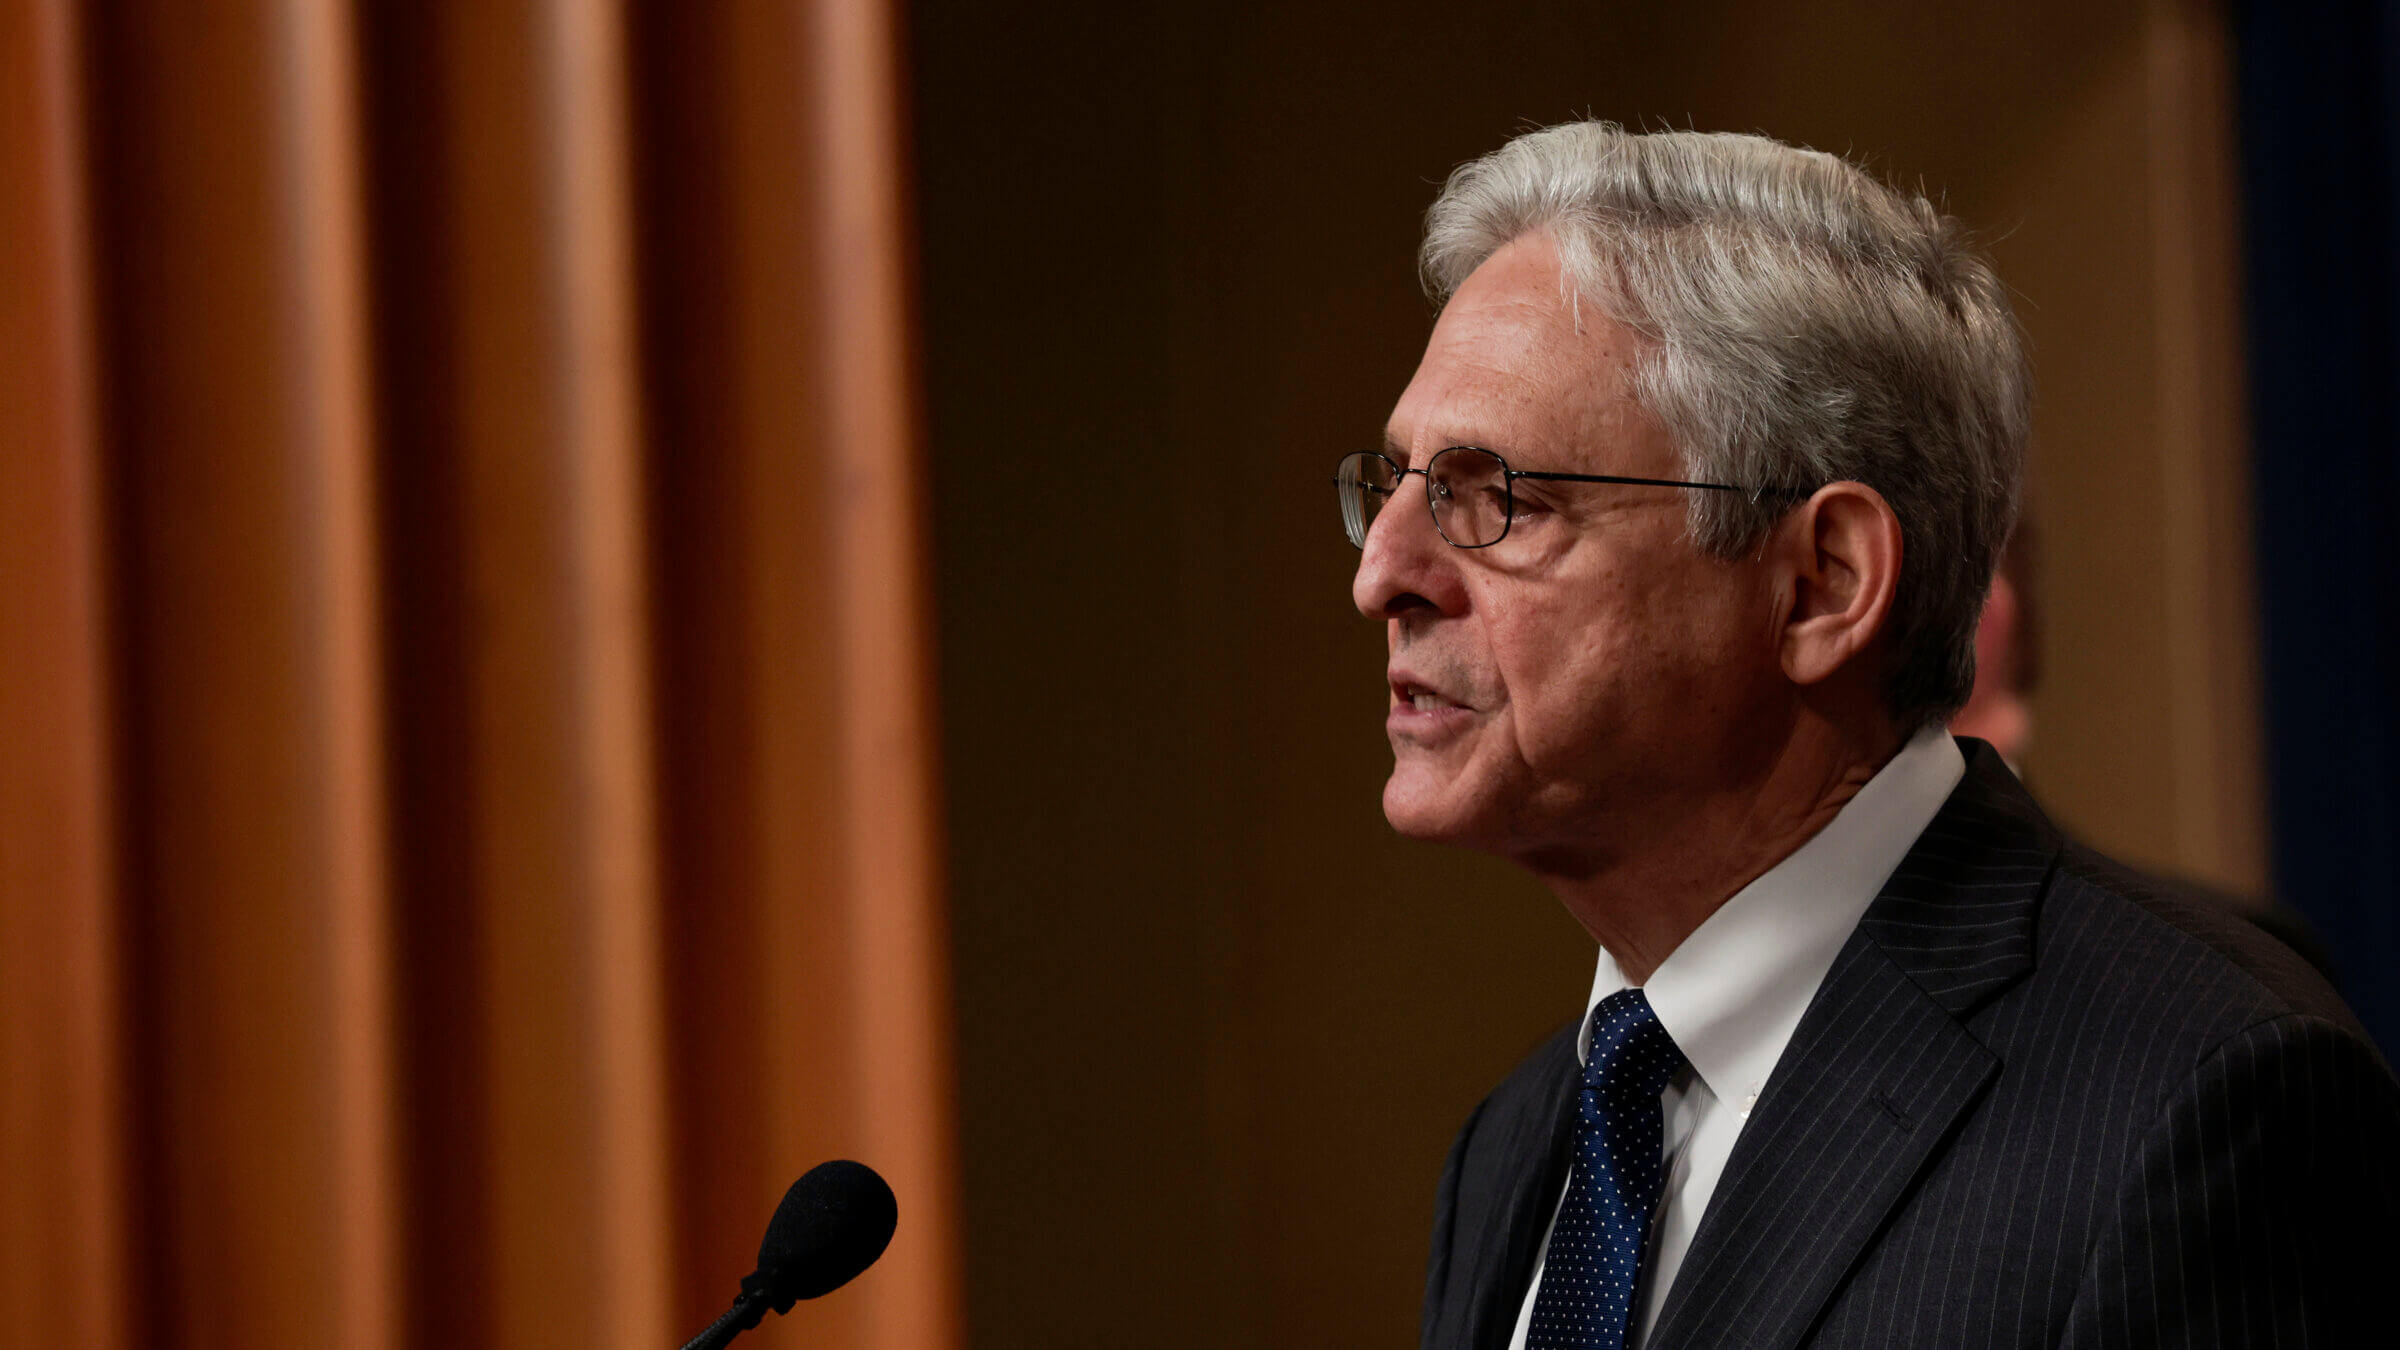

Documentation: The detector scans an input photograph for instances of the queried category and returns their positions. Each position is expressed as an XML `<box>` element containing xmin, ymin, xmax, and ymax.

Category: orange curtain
<box><xmin>0</xmin><ymin>2</ymin><xmax>957</xmax><ymax>1348</ymax></box>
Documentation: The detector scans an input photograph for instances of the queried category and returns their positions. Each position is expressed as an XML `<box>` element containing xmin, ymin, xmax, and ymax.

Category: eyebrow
<box><xmin>1382</xmin><ymin>431</ymin><xmax>1523</xmax><ymax>468</ymax></box>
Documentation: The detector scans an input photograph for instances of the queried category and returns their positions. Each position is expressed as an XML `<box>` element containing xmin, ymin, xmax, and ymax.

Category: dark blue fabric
<box><xmin>2232</xmin><ymin>2</ymin><xmax>2400</xmax><ymax>1054</ymax></box>
<box><xmin>1526</xmin><ymin>989</ymin><xmax>1684</xmax><ymax>1350</ymax></box>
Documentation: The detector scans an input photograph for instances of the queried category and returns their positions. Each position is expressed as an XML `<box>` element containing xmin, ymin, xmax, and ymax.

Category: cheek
<box><xmin>1493</xmin><ymin>562</ymin><xmax>1765</xmax><ymax>758</ymax></box>
<box><xmin>1481</xmin><ymin>592</ymin><xmax>1633</xmax><ymax>758</ymax></box>
<box><xmin>1646</xmin><ymin>574</ymin><xmax>1772</xmax><ymax>706</ymax></box>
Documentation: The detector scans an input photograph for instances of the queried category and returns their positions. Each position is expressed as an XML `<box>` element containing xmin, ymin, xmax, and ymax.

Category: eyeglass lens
<box><xmin>1335</xmin><ymin>452</ymin><xmax>1395</xmax><ymax>547</ymax></box>
<box><xmin>1335</xmin><ymin>447</ymin><xmax>1513</xmax><ymax>549</ymax></box>
<box><xmin>1427</xmin><ymin>447</ymin><xmax>1510</xmax><ymax>546</ymax></box>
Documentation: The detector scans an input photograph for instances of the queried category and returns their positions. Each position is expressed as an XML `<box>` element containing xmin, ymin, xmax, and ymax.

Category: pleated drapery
<box><xmin>0</xmin><ymin>3</ymin><xmax>958</xmax><ymax>1348</ymax></box>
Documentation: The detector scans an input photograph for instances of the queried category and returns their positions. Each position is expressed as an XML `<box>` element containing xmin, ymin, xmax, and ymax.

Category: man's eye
<box><xmin>1509</xmin><ymin>494</ymin><xmax>1553</xmax><ymax>520</ymax></box>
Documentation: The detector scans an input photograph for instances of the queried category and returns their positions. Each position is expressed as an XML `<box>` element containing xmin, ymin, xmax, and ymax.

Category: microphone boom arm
<box><xmin>678</xmin><ymin>1289</ymin><xmax>771</xmax><ymax>1350</ymax></box>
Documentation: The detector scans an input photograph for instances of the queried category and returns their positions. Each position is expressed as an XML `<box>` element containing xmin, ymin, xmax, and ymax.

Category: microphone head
<box><xmin>746</xmin><ymin>1160</ymin><xmax>898</xmax><ymax>1312</ymax></box>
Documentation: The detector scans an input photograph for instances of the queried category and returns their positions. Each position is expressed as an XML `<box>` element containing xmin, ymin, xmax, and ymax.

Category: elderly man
<box><xmin>1343</xmin><ymin>124</ymin><xmax>2398</xmax><ymax>1350</ymax></box>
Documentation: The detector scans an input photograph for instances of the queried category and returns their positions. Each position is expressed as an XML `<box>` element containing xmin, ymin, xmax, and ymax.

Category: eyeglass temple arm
<box><xmin>1331</xmin><ymin>458</ymin><xmax>1812</xmax><ymax>500</ymax></box>
<box><xmin>1509</xmin><ymin>469</ymin><xmax>1813</xmax><ymax>499</ymax></box>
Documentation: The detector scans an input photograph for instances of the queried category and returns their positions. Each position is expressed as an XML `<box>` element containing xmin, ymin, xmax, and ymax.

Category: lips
<box><xmin>1387</xmin><ymin>670</ymin><xmax>1475</xmax><ymax>738</ymax></box>
<box><xmin>1393</xmin><ymin>679</ymin><xmax>1463</xmax><ymax>711</ymax></box>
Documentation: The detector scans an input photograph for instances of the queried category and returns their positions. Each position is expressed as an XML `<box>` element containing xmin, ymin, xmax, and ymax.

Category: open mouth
<box><xmin>1392</xmin><ymin>680</ymin><xmax>1468</xmax><ymax>714</ymax></box>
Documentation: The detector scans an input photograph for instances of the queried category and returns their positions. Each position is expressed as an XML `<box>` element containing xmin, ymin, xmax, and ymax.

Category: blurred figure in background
<box><xmin>1950</xmin><ymin>515</ymin><xmax>2334</xmax><ymax>977</ymax></box>
<box><xmin>1947</xmin><ymin>523</ymin><xmax>2040</xmax><ymax>769</ymax></box>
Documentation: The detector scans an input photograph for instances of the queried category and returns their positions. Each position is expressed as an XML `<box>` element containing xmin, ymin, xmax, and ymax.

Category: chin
<box><xmin>1381</xmin><ymin>771</ymin><xmax>1502</xmax><ymax>849</ymax></box>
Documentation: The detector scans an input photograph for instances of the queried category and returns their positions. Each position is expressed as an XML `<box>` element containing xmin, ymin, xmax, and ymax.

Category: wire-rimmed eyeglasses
<box><xmin>1334</xmin><ymin>446</ymin><xmax>1807</xmax><ymax>549</ymax></box>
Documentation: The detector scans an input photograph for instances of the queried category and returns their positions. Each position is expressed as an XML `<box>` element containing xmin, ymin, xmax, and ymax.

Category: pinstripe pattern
<box><xmin>1424</xmin><ymin>741</ymin><xmax>2400</xmax><ymax>1349</ymax></box>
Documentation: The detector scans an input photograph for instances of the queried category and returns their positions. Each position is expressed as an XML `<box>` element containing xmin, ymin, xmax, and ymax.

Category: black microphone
<box><xmin>678</xmin><ymin>1160</ymin><xmax>898</xmax><ymax>1350</ymax></box>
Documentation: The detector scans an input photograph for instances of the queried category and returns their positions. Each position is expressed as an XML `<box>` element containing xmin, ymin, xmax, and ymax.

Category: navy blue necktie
<box><xmin>1527</xmin><ymin>988</ymin><xmax>1687</xmax><ymax>1350</ymax></box>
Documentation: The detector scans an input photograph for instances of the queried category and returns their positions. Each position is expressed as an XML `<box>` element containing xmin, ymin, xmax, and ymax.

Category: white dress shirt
<box><xmin>1506</xmin><ymin>726</ymin><xmax>1966</xmax><ymax>1350</ymax></box>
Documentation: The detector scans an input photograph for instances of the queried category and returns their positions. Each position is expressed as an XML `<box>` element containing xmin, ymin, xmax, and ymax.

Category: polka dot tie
<box><xmin>1527</xmin><ymin>988</ymin><xmax>1686</xmax><ymax>1350</ymax></box>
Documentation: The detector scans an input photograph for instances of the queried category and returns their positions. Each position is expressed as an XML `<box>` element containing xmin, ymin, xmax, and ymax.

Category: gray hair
<box><xmin>1422</xmin><ymin>122</ymin><xmax>2029</xmax><ymax>728</ymax></box>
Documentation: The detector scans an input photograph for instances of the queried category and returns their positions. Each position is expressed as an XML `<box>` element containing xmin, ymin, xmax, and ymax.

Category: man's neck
<box><xmin>1529</xmin><ymin>717</ymin><xmax>1907</xmax><ymax>984</ymax></box>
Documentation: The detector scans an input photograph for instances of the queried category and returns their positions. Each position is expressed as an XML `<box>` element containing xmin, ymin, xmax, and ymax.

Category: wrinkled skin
<box><xmin>1353</xmin><ymin>230</ymin><xmax>1901</xmax><ymax>975</ymax></box>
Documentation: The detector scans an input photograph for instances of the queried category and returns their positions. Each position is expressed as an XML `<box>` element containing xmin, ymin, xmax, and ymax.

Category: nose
<box><xmin>1352</xmin><ymin>485</ymin><xmax>1464</xmax><ymax>622</ymax></box>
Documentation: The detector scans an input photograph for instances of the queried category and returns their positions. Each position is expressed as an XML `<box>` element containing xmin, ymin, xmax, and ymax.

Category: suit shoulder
<box><xmin>2028</xmin><ymin>841</ymin><xmax>2374</xmax><ymax>1057</ymax></box>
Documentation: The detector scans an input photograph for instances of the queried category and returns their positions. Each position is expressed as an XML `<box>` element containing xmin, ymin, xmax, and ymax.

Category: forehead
<box><xmin>1385</xmin><ymin>232</ymin><xmax>1655</xmax><ymax>467</ymax></box>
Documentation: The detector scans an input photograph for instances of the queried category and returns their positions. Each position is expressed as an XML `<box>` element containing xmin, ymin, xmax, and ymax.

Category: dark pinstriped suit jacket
<box><xmin>1422</xmin><ymin>740</ymin><xmax>2400</xmax><ymax>1349</ymax></box>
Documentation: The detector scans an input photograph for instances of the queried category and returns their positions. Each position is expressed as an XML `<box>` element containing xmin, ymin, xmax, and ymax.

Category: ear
<box><xmin>1776</xmin><ymin>481</ymin><xmax>1903</xmax><ymax>689</ymax></box>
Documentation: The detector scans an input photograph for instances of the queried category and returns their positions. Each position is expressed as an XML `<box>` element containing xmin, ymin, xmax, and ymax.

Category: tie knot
<box><xmin>1583</xmin><ymin>988</ymin><xmax>1684</xmax><ymax>1104</ymax></box>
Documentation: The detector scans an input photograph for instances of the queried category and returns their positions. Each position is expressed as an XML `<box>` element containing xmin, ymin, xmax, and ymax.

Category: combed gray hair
<box><xmin>1422</xmin><ymin>122</ymin><xmax>2029</xmax><ymax>728</ymax></box>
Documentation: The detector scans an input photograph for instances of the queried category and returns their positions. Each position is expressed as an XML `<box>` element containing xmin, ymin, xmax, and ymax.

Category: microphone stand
<box><xmin>679</xmin><ymin>1288</ymin><xmax>772</xmax><ymax>1350</ymax></box>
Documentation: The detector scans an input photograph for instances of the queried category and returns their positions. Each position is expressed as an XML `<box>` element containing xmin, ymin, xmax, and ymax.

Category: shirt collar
<box><xmin>1577</xmin><ymin>725</ymin><xmax>1967</xmax><ymax>1112</ymax></box>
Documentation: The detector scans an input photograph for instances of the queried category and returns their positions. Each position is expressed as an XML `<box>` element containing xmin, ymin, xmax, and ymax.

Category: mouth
<box><xmin>1387</xmin><ymin>676</ymin><xmax>1474</xmax><ymax>739</ymax></box>
<box><xmin>1392</xmin><ymin>679</ymin><xmax>1466</xmax><ymax>712</ymax></box>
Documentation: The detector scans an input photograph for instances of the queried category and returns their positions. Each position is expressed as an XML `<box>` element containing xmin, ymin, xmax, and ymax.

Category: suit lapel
<box><xmin>1645</xmin><ymin>742</ymin><xmax>2057</xmax><ymax>1350</ymax></box>
<box><xmin>1457</xmin><ymin>1034</ymin><xmax>1580</xmax><ymax>1350</ymax></box>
